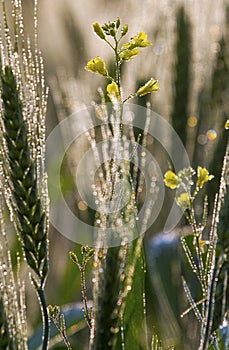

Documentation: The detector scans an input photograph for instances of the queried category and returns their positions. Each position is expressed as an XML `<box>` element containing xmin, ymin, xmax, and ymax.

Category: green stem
<box><xmin>55</xmin><ymin>324</ymin><xmax>72</xmax><ymax>350</ymax></box>
<box><xmin>123</xmin><ymin>93</ymin><xmax>137</xmax><ymax>103</ymax></box>
<box><xmin>37</xmin><ymin>288</ymin><xmax>50</xmax><ymax>350</ymax></box>
<box><xmin>200</xmin><ymin>258</ymin><xmax>219</xmax><ymax>350</ymax></box>
<box><xmin>113</xmin><ymin>36</ymin><xmax>121</xmax><ymax>94</ymax></box>
<box><xmin>80</xmin><ymin>265</ymin><xmax>92</xmax><ymax>328</ymax></box>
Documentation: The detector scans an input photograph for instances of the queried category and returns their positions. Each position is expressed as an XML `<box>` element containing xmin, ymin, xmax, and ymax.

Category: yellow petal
<box><xmin>122</xmin><ymin>31</ymin><xmax>152</xmax><ymax>50</ymax></box>
<box><xmin>164</xmin><ymin>170</ymin><xmax>181</xmax><ymax>189</ymax></box>
<box><xmin>120</xmin><ymin>48</ymin><xmax>141</xmax><ymax>61</ymax></box>
<box><xmin>176</xmin><ymin>192</ymin><xmax>191</xmax><ymax>209</ymax></box>
<box><xmin>106</xmin><ymin>82</ymin><xmax>120</xmax><ymax>101</ymax></box>
<box><xmin>137</xmin><ymin>78</ymin><xmax>159</xmax><ymax>97</ymax></box>
<box><xmin>107</xmin><ymin>82</ymin><xmax>119</xmax><ymax>98</ymax></box>
<box><xmin>85</xmin><ymin>57</ymin><xmax>108</xmax><ymax>76</ymax></box>
<box><xmin>196</xmin><ymin>166</ymin><xmax>214</xmax><ymax>189</ymax></box>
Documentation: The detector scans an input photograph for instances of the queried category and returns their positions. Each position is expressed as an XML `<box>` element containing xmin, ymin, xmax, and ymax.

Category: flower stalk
<box><xmin>85</xmin><ymin>18</ymin><xmax>159</xmax><ymax>350</ymax></box>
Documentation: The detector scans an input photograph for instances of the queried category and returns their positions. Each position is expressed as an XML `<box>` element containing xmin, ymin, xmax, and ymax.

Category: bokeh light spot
<box><xmin>78</xmin><ymin>200</ymin><xmax>88</xmax><ymax>211</ymax></box>
<box><xmin>207</xmin><ymin>129</ymin><xmax>217</xmax><ymax>140</ymax></box>
<box><xmin>187</xmin><ymin>116</ymin><xmax>198</xmax><ymax>127</ymax></box>
<box><xmin>197</xmin><ymin>134</ymin><xmax>207</xmax><ymax>145</ymax></box>
<box><xmin>209</xmin><ymin>25</ymin><xmax>220</xmax><ymax>38</ymax></box>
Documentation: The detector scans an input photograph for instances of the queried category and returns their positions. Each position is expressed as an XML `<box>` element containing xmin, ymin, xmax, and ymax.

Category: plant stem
<box><xmin>37</xmin><ymin>288</ymin><xmax>50</xmax><ymax>350</ymax></box>
<box><xmin>200</xmin><ymin>258</ymin><xmax>219</xmax><ymax>350</ymax></box>
<box><xmin>81</xmin><ymin>265</ymin><xmax>92</xmax><ymax>328</ymax></box>
<box><xmin>55</xmin><ymin>324</ymin><xmax>72</xmax><ymax>350</ymax></box>
<box><xmin>114</xmin><ymin>39</ymin><xmax>121</xmax><ymax>94</ymax></box>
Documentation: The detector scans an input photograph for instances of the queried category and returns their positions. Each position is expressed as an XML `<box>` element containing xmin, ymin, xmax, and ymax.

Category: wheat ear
<box><xmin>1</xmin><ymin>66</ymin><xmax>50</xmax><ymax>348</ymax></box>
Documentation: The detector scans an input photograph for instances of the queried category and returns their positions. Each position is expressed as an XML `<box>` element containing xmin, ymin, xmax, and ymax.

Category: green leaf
<box><xmin>115</xmin><ymin>239</ymin><xmax>148</xmax><ymax>350</ymax></box>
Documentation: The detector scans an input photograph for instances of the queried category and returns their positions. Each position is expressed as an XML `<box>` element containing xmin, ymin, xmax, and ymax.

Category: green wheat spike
<box><xmin>1</xmin><ymin>66</ymin><xmax>48</xmax><ymax>286</ymax></box>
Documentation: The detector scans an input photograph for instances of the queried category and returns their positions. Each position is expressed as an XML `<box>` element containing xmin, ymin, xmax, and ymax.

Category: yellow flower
<box><xmin>176</xmin><ymin>193</ymin><xmax>191</xmax><ymax>209</ymax></box>
<box><xmin>137</xmin><ymin>78</ymin><xmax>159</xmax><ymax>97</ymax></box>
<box><xmin>164</xmin><ymin>170</ymin><xmax>181</xmax><ymax>189</ymax></box>
<box><xmin>122</xmin><ymin>32</ymin><xmax>151</xmax><ymax>50</ymax></box>
<box><xmin>107</xmin><ymin>82</ymin><xmax>120</xmax><ymax>101</ymax></box>
<box><xmin>196</xmin><ymin>166</ymin><xmax>214</xmax><ymax>189</ymax></box>
<box><xmin>120</xmin><ymin>48</ymin><xmax>141</xmax><ymax>61</ymax></box>
<box><xmin>85</xmin><ymin>57</ymin><xmax>108</xmax><ymax>76</ymax></box>
<box><xmin>199</xmin><ymin>240</ymin><xmax>207</xmax><ymax>248</ymax></box>
<box><xmin>198</xmin><ymin>239</ymin><xmax>209</xmax><ymax>253</ymax></box>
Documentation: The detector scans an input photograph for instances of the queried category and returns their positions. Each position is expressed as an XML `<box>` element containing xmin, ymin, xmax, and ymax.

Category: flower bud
<box><xmin>116</xmin><ymin>17</ymin><xmax>120</xmax><ymax>29</ymax></box>
<box><xmin>137</xmin><ymin>78</ymin><xmax>159</xmax><ymax>97</ymax></box>
<box><xmin>93</xmin><ymin>22</ymin><xmax>105</xmax><ymax>40</ymax></box>
<box><xmin>121</xmin><ymin>24</ymin><xmax>128</xmax><ymax>37</ymax></box>
<box><xmin>110</xmin><ymin>28</ymin><xmax>116</xmax><ymax>37</ymax></box>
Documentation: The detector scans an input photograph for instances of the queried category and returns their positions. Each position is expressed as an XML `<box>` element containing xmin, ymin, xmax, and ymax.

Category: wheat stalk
<box><xmin>0</xmin><ymin>0</ymin><xmax>50</xmax><ymax>348</ymax></box>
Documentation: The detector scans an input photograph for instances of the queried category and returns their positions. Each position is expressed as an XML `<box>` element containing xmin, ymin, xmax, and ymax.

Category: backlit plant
<box><xmin>0</xmin><ymin>2</ymin><xmax>228</xmax><ymax>350</ymax></box>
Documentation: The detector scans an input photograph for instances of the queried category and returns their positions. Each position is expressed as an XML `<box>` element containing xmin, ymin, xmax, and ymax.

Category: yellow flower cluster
<box><xmin>120</xmin><ymin>32</ymin><xmax>151</xmax><ymax>61</ymax></box>
<box><xmin>122</xmin><ymin>32</ymin><xmax>152</xmax><ymax>49</ymax></box>
<box><xmin>85</xmin><ymin>20</ymin><xmax>159</xmax><ymax>103</ymax></box>
<box><xmin>164</xmin><ymin>166</ymin><xmax>214</xmax><ymax>212</ymax></box>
